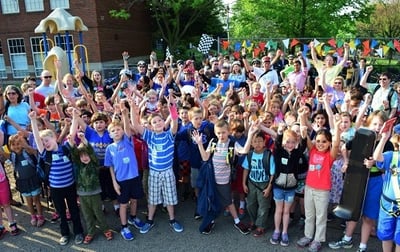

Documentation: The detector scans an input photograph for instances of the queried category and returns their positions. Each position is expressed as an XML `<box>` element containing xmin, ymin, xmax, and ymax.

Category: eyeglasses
<box><xmin>380</xmin><ymin>78</ymin><xmax>387</xmax><ymax>81</ymax></box>
<box><xmin>43</xmin><ymin>76</ymin><xmax>52</xmax><ymax>79</ymax></box>
<box><xmin>7</xmin><ymin>92</ymin><xmax>17</xmax><ymax>95</ymax></box>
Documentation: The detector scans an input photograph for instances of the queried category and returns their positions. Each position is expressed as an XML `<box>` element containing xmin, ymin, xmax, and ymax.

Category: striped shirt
<box><xmin>143</xmin><ymin>128</ymin><xmax>175</xmax><ymax>172</ymax></box>
<box><xmin>208</xmin><ymin>140</ymin><xmax>236</xmax><ymax>185</ymax></box>
<box><xmin>46</xmin><ymin>144</ymin><xmax>75</xmax><ymax>188</ymax></box>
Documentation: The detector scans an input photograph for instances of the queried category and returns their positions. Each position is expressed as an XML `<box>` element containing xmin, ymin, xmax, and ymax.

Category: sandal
<box><xmin>104</xmin><ymin>230</ymin><xmax>113</xmax><ymax>241</ymax></box>
<box><xmin>83</xmin><ymin>234</ymin><xmax>93</xmax><ymax>244</ymax></box>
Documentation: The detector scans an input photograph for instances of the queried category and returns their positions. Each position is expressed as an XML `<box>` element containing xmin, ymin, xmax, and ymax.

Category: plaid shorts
<box><xmin>148</xmin><ymin>169</ymin><xmax>178</xmax><ymax>206</ymax></box>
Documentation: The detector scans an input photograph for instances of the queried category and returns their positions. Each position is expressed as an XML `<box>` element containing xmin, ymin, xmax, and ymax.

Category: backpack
<box><xmin>246</xmin><ymin>149</ymin><xmax>271</xmax><ymax>181</ymax></box>
<box><xmin>208</xmin><ymin>138</ymin><xmax>238</xmax><ymax>181</ymax></box>
<box><xmin>36</xmin><ymin>145</ymin><xmax>71</xmax><ymax>185</ymax></box>
<box><xmin>373</xmin><ymin>85</ymin><xmax>395</xmax><ymax>111</ymax></box>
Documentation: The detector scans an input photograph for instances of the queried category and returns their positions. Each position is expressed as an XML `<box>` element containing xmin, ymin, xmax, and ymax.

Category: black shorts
<box><xmin>117</xmin><ymin>176</ymin><xmax>144</xmax><ymax>204</ymax></box>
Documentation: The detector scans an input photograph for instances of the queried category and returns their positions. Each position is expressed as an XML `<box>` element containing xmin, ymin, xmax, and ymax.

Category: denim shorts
<box><xmin>21</xmin><ymin>187</ymin><xmax>42</xmax><ymax>197</ymax></box>
<box><xmin>273</xmin><ymin>187</ymin><xmax>296</xmax><ymax>203</ymax></box>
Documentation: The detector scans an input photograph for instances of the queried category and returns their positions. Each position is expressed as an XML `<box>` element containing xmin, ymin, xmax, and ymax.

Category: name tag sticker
<box><xmin>21</xmin><ymin>160</ymin><xmax>28</xmax><ymax>166</ymax></box>
<box><xmin>123</xmin><ymin>157</ymin><xmax>130</xmax><ymax>164</ymax></box>
<box><xmin>52</xmin><ymin>154</ymin><xmax>59</xmax><ymax>161</ymax></box>
<box><xmin>281</xmin><ymin>158</ymin><xmax>288</xmax><ymax>165</ymax></box>
<box><xmin>63</xmin><ymin>156</ymin><xmax>70</xmax><ymax>162</ymax></box>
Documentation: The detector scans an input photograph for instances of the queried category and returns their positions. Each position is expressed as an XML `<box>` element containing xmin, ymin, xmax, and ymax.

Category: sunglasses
<box><xmin>43</xmin><ymin>76</ymin><xmax>52</xmax><ymax>79</ymax></box>
<box><xmin>380</xmin><ymin>78</ymin><xmax>387</xmax><ymax>81</ymax></box>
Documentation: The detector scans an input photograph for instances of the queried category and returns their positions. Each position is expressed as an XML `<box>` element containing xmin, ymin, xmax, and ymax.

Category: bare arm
<box><xmin>373</xmin><ymin>131</ymin><xmax>391</xmax><ymax>162</ymax></box>
<box><xmin>29</xmin><ymin>111</ymin><xmax>44</xmax><ymax>153</ymax></box>
<box><xmin>129</xmin><ymin>98</ymin><xmax>144</xmax><ymax>135</ymax></box>
<box><xmin>360</xmin><ymin>65</ymin><xmax>373</xmax><ymax>90</ymax></box>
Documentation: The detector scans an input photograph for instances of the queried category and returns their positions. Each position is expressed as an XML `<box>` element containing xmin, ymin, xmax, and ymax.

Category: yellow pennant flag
<box><xmin>383</xmin><ymin>45</ymin><xmax>390</xmax><ymax>56</ymax></box>
<box><xmin>348</xmin><ymin>40</ymin><xmax>356</xmax><ymax>50</ymax></box>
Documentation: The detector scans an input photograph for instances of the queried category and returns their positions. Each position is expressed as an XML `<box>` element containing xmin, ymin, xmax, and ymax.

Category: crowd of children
<box><xmin>0</xmin><ymin>49</ymin><xmax>400</xmax><ymax>252</ymax></box>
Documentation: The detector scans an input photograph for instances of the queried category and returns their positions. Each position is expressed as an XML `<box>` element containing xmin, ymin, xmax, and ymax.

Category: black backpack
<box><xmin>246</xmin><ymin>149</ymin><xmax>271</xmax><ymax>180</ymax></box>
<box><xmin>208</xmin><ymin>138</ymin><xmax>238</xmax><ymax>181</ymax></box>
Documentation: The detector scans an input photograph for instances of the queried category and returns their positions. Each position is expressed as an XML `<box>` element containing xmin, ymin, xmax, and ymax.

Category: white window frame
<box><xmin>24</xmin><ymin>0</ymin><xmax>43</xmax><ymax>12</ymax></box>
<box><xmin>1</xmin><ymin>0</ymin><xmax>20</xmax><ymax>14</ymax></box>
<box><xmin>30</xmin><ymin>37</ymin><xmax>44</xmax><ymax>77</ymax></box>
<box><xmin>0</xmin><ymin>41</ymin><xmax>7</xmax><ymax>79</ymax></box>
<box><xmin>49</xmin><ymin>0</ymin><xmax>69</xmax><ymax>9</ymax></box>
<box><xmin>7</xmin><ymin>38</ymin><xmax>29</xmax><ymax>78</ymax></box>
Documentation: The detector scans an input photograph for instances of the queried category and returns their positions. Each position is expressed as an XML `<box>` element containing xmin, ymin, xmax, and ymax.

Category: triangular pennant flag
<box><xmin>290</xmin><ymin>39</ymin><xmax>300</xmax><ymax>48</ymax></box>
<box><xmin>371</xmin><ymin>39</ymin><xmax>379</xmax><ymax>48</ymax></box>
<box><xmin>315</xmin><ymin>44</ymin><xmax>323</xmax><ymax>56</ymax></box>
<box><xmin>362</xmin><ymin>47</ymin><xmax>371</xmax><ymax>56</ymax></box>
<box><xmin>270</xmin><ymin>41</ymin><xmax>278</xmax><ymax>50</ymax></box>
<box><xmin>328</xmin><ymin>38</ymin><xmax>336</xmax><ymax>48</ymax></box>
<box><xmin>387</xmin><ymin>41</ymin><xmax>395</xmax><ymax>50</ymax></box>
<box><xmin>394</xmin><ymin>40</ymin><xmax>400</xmax><ymax>52</ymax></box>
<box><xmin>376</xmin><ymin>48</ymin><xmax>383</xmax><ymax>58</ymax></box>
<box><xmin>221</xmin><ymin>40</ymin><xmax>230</xmax><ymax>50</ymax></box>
<box><xmin>232</xmin><ymin>51</ymin><xmax>240</xmax><ymax>60</ymax></box>
<box><xmin>246</xmin><ymin>40</ymin><xmax>252</xmax><ymax>48</ymax></box>
<box><xmin>348</xmin><ymin>40</ymin><xmax>356</xmax><ymax>50</ymax></box>
<box><xmin>234</xmin><ymin>41</ymin><xmax>241</xmax><ymax>52</ymax></box>
<box><xmin>383</xmin><ymin>45</ymin><xmax>390</xmax><ymax>55</ymax></box>
<box><xmin>324</xmin><ymin>45</ymin><xmax>332</xmax><ymax>53</ymax></box>
<box><xmin>336</xmin><ymin>47</ymin><xmax>343</xmax><ymax>57</ymax></box>
<box><xmin>267</xmin><ymin>40</ymin><xmax>273</xmax><ymax>50</ymax></box>
<box><xmin>253</xmin><ymin>47</ymin><xmax>261</xmax><ymax>57</ymax></box>
<box><xmin>355</xmin><ymin>38</ymin><xmax>361</xmax><ymax>46</ymax></box>
<box><xmin>313</xmin><ymin>38</ymin><xmax>321</xmax><ymax>47</ymax></box>
<box><xmin>242</xmin><ymin>40</ymin><xmax>247</xmax><ymax>48</ymax></box>
<box><xmin>362</xmin><ymin>40</ymin><xmax>370</xmax><ymax>51</ymax></box>
<box><xmin>337</xmin><ymin>40</ymin><xmax>344</xmax><ymax>48</ymax></box>
<box><xmin>282</xmin><ymin>39</ymin><xmax>290</xmax><ymax>49</ymax></box>
<box><xmin>259</xmin><ymin>41</ymin><xmax>266</xmax><ymax>51</ymax></box>
<box><xmin>302</xmin><ymin>46</ymin><xmax>309</xmax><ymax>56</ymax></box>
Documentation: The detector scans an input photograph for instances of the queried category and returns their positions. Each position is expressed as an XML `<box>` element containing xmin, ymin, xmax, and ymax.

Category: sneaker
<box><xmin>270</xmin><ymin>231</ymin><xmax>280</xmax><ymax>245</ymax></box>
<box><xmin>51</xmin><ymin>212</ymin><xmax>60</xmax><ymax>223</ymax></box>
<box><xmin>194</xmin><ymin>212</ymin><xmax>202</xmax><ymax>220</ymax></box>
<box><xmin>280</xmin><ymin>233</ymin><xmax>289</xmax><ymax>246</ymax></box>
<box><xmin>356</xmin><ymin>248</ymin><xmax>367</xmax><ymax>252</ymax></box>
<box><xmin>238</xmin><ymin>208</ymin><xmax>246</xmax><ymax>219</ymax></box>
<box><xmin>308</xmin><ymin>241</ymin><xmax>322</xmax><ymax>252</ymax></box>
<box><xmin>59</xmin><ymin>235</ymin><xmax>69</xmax><ymax>245</ymax></box>
<box><xmin>252</xmin><ymin>228</ymin><xmax>265</xmax><ymax>237</ymax></box>
<box><xmin>30</xmin><ymin>215</ymin><xmax>37</xmax><ymax>226</ymax></box>
<box><xmin>120</xmin><ymin>227</ymin><xmax>134</xmax><ymax>241</ymax></box>
<box><xmin>297</xmin><ymin>236</ymin><xmax>312</xmax><ymax>247</ymax></box>
<box><xmin>140</xmin><ymin>222</ymin><xmax>155</xmax><ymax>234</ymax></box>
<box><xmin>9</xmin><ymin>223</ymin><xmax>20</xmax><ymax>236</ymax></box>
<box><xmin>328</xmin><ymin>237</ymin><xmax>353</xmax><ymax>249</ymax></box>
<box><xmin>37</xmin><ymin>215</ymin><xmax>46</xmax><ymax>227</ymax></box>
<box><xmin>201</xmin><ymin>221</ymin><xmax>215</xmax><ymax>235</ymax></box>
<box><xmin>74</xmin><ymin>233</ymin><xmax>84</xmax><ymax>244</ymax></box>
<box><xmin>234</xmin><ymin>222</ymin><xmax>250</xmax><ymax>235</ymax></box>
<box><xmin>170</xmin><ymin>220</ymin><xmax>184</xmax><ymax>233</ymax></box>
<box><xmin>128</xmin><ymin>217</ymin><xmax>145</xmax><ymax>229</ymax></box>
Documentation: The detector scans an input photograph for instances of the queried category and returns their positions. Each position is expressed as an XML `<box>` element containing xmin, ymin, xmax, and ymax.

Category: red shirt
<box><xmin>252</xmin><ymin>92</ymin><xmax>264</xmax><ymax>106</ymax></box>
<box><xmin>306</xmin><ymin>146</ymin><xmax>334</xmax><ymax>190</ymax></box>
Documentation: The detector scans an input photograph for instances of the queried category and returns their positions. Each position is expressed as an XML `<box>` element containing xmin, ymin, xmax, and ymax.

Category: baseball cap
<box><xmin>232</xmin><ymin>61</ymin><xmax>241</xmax><ymax>66</ymax></box>
<box><xmin>210</xmin><ymin>57</ymin><xmax>218</xmax><ymax>63</ymax></box>
<box><xmin>251</xmin><ymin>58</ymin><xmax>261</xmax><ymax>65</ymax></box>
<box><xmin>119</xmin><ymin>69</ymin><xmax>132</xmax><ymax>77</ymax></box>
<box><xmin>288</xmin><ymin>54</ymin><xmax>294</xmax><ymax>59</ymax></box>
<box><xmin>262</xmin><ymin>56</ymin><xmax>271</xmax><ymax>62</ymax></box>
<box><xmin>137</xmin><ymin>60</ymin><xmax>146</xmax><ymax>66</ymax></box>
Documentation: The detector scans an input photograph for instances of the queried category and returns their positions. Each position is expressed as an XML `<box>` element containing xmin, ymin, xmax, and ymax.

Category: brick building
<box><xmin>0</xmin><ymin>0</ymin><xmax>152</xmax><ymax>83</ymax></box>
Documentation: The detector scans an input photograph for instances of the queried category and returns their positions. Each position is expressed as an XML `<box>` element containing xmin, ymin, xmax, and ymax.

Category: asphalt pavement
<box><xmin>0</xmin><ymin>193</ymin><xmax>383</xmax><ymax>252</ymax></box>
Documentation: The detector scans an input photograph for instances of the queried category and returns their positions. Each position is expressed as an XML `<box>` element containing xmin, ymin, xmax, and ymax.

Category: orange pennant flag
<box><xmin>328</xmin><ymin>38</ymin><xmax>336</xmax><ymax>48</ymax></box>
<box><xmin>232</xmin><ymin>51</ymin><xmax>240</xmax><ymax>60</ymax></box>
<box><xmin>394</xmin><ymin>40</ymin><xmax>400</xmax><ymax>52</ymax></box>
<box><xmin>362</xmin><ymin>47</ymin><xmax>371</xmax><ymax>56</ymax></box>
<box><xmin>221</xmin><ymin>40</ymin><xmax>230</xmax><ymax>50</ymax></box>
<box><xmin>259</xmin><ymin>42</ymin><xmax>266</xmax><ymax>51</ymax></box>
<box><xmin>290</xmin><ymin>39</ymin><xmax>300</xmax><ymax>48</ymax></box>
<box><xmin>336</xmin><ymin>47</ymin><xmax>343</xmax><ymax>57</ymax></box>
<box><xmin>362</xmin><ymin>40</ymin><xmax>370</xmax><ymax>50</ymax></box>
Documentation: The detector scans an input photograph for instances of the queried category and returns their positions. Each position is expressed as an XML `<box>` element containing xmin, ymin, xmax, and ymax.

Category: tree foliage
<box><xmin>110</xmin><ymin>0</ymin><xmax>225</xmax><ymax>53</ymax></box>
<box><xmin>356</xmin><ymin>0</ymin><xmax>400</xmax><ymax>38</ymax></box>
<box><xmin>230</xmin><ymin>0</ymin><xmax>373</xmax><ymax>39</ymax></box>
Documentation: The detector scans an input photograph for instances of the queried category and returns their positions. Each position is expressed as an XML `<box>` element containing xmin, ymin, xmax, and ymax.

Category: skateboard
<box><xmin>333</xmin><ymin>128</ymin><xmax>376</xmax><ymax>221</ymax></box>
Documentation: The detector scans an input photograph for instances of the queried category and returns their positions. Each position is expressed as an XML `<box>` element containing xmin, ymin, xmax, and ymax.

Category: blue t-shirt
<box><xmin>209</xmin><ymin>78</ymin><xmax>240</xmax><ymax>94</ymax></box>
<box><xmin>143</xmin><ymin>128</ymin><xmax>175</xmax><ymax>172</ymax></box>
<box><xmin>175</xmin><ymin>123</ymin><xmax>191</xmax><ymax>161</ymax></box>
<box><xmin>242</xmin><ymin>151</ymin><xmax>275</xmax><ymax>183</ymax></box>
<box><xmin>376</xmin><ymin>151</ymin><xmax>400</xmax><ymax>200</ymax></box>
<box><xmin>104</xmin><ymin>134</ymin><xmax>139</xmax><ymax>182</ymax></box>
<box><xmin>45</xmin><ymin>143</ymin><xmax>75</xmax><ymax>188</ymax></box>
<box><xmin>85</xmin><ymin>126</ymin><xmax>113</xmax><ymax>165</ymax></box>
<box><xmin>6</xmin><ymin>102</ymin><xmax>30</xmax><ymax>135</ymax></box>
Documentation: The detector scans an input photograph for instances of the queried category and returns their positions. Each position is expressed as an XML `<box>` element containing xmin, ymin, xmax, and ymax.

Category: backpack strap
<box><xmin>262</xmin><ymin>149</ymin><xmax>271</xmax><ymax>179</ymax></box>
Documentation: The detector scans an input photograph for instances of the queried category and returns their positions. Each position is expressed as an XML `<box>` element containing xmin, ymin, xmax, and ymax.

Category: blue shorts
<box><xmin>377</xmin><ymin>205</ymin><xmax>400</xmax><ymax>245</ymax></box>
<box><xmin>21</xmin><ymin>187</ymin><xmax>41</xmax><ymax>197</ymax></box>
<box><xmin>363</xmin><ymin>175</ymin><xmax>383</xmax><ymax>220</ymax></box>
<box><xmin>117</xmin><ymin>176</ymin><xmax>144</xmax><ymax>204</ymax></box>
<box><xmin>273</xmin><ymin>187</ymin><xmax>296</xmax><ymax>203</ymax></box>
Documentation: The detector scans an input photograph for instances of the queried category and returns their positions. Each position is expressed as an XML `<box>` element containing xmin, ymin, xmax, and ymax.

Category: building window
<box><xmin>49</xmin><ymin>0</ymin><xmax>69</xmax><ymax>9</ymax></box>
<box><xmin>1</xmin><ymin>0</ymin><xmax>20</xmax><ymax>14</ymax></box>
<box><xmin>7</xmin><ymin>38</ymin><xmax>28</xmax><ymax>78</ymax></box>
<box><xmin>54</xmin><ymin>34</ymin><xmax>74</xmax><ymax>61</ymax></box>
<box><xmin>0</xmin><ymin>41</ymin><xmax>7</xmax><ymax>79</ymax></box>
<box><xmin>24</xmin><ymin>0</ymin><xmax>43</xmax><ymax>12</ymax></box>
<box><xmin>30</xmin><ymin>37</ymin><xmax>44</xmax><ymax>77</ymax></box>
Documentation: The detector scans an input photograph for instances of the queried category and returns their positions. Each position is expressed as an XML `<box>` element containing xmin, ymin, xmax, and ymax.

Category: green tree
<box><xmin>110</xmin><ymin>0</ymin><xmax>224</xmax><ymax>54</ymax></box>
<box><xmin>230</xmin><ymin>0</ymin><xmax>372</xmax><ymax>39</ymax></box>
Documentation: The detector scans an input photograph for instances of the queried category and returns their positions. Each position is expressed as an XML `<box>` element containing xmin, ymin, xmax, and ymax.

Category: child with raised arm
<box><xmin>192</xmin><ymin>119</ymin><xmax>259</xmax><ymax>235</ymax></box>
<box><xmin>129</xmin><ymin>93</ymin><xmax>184</xmax><ymax>234</ymax></box>
<box><xmin>104</xmin><ymin>101</ymin><xmax>145</xmax><ymax>241</ymax></box>
<box><xmin>69</xmin><ymin>109</ymin><xmax>113</xmax><ymax>244</ymax></box>
<box><xmin>29</xmin><ymin>111</ymin><xmax>84</xmax><ymax>246</ymax></box>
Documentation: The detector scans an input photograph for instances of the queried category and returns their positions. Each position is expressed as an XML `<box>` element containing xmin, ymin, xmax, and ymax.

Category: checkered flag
<box><xmin>197</xmin><ymin>34</ymin><xmax>215</xmax><ymax>54</ymax></box>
